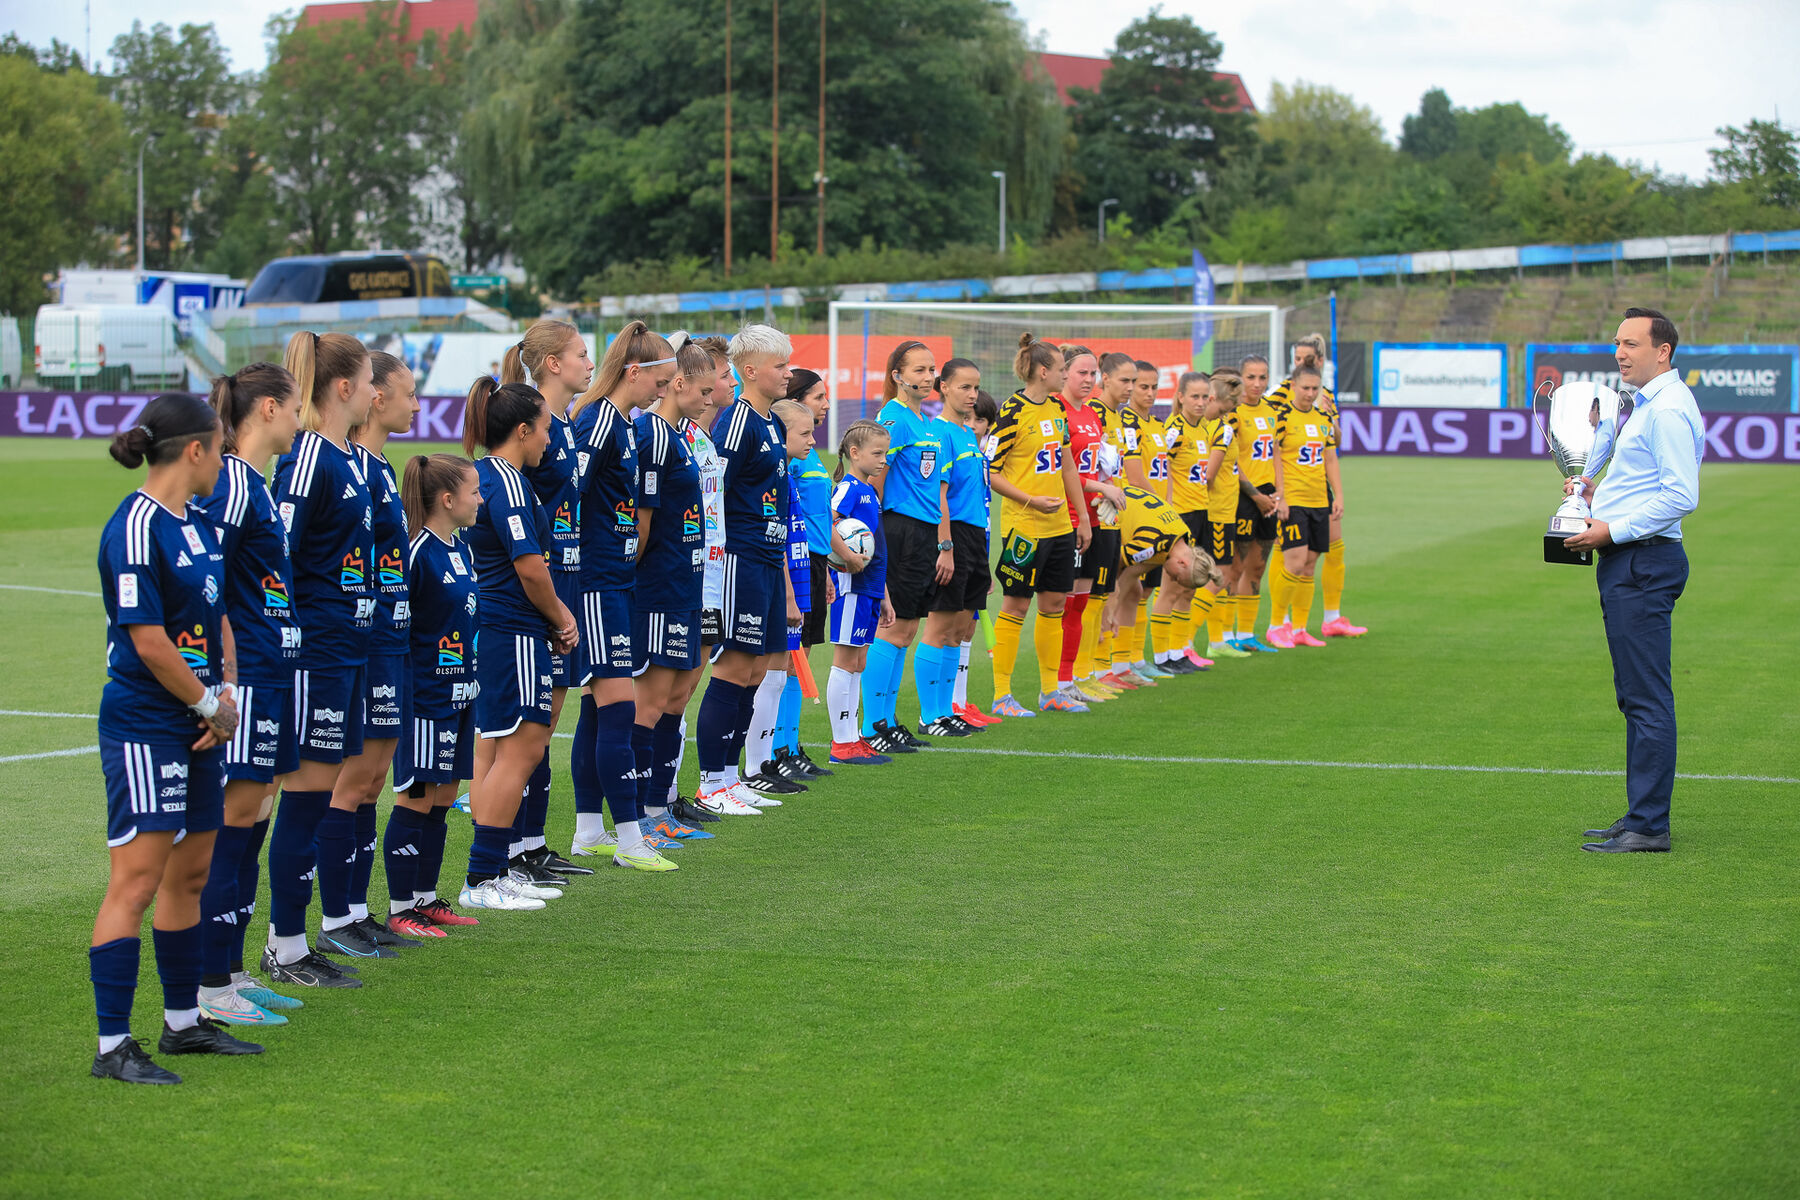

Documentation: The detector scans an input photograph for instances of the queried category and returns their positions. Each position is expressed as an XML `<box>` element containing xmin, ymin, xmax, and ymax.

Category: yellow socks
<box><xmin>1322</xmin><ymin>538</ymin><xmax>1346</xmax><ymax>617</ymax></box>
<box><xmin>1033</xmin><ymin>610</ymin><xmax>1062</xmax><ymax>697</ymax></box>
<box><xmin>1190</xmin><ymin>589</ymin><xmax>1217</xmax><ymax>646</ymax></box>
<box><xmin>1270</xmin><ymin>566</ymin><xmax>1293</xmax><ymax>629</ymax></box>
<box><xmin>1149</xmin><ymin>611</ymin><xmax>1173</xmax><ymax>661</ymax></box>
<box><xmin>1113</xmin><ymin>625</ymin><xmax>1137</xmax><ymax>669</ymax></box>
<box><xmin>1292</xmin><ymin>572</ymin><xmax>1317</xmax><ymax>631</ymax></box>
<box><xmin>1209</xmin><ymin>595</ymin><xmax>1232</xmax><ymax>646</ymax></box>
<box><xmin>1078</xmin><ymin>601</ymin><xmax>1104</xmax><ymax>678</ymax></box>
<box><xmin>992</xmin><ymin>610</ymin><xmax>1024</xmax><ymax>698</ymax></box>
<box><xmin>1235</xmin><ymin>592</ymin><xmax>1258</xmax><ymax>640</ymax></box>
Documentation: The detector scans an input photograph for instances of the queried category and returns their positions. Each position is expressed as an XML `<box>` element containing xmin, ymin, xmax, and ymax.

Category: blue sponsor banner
<box><xmin>1526</xmin><ymin>343</ymin><xmax>1799</xmax><ymax>413</ymax></box>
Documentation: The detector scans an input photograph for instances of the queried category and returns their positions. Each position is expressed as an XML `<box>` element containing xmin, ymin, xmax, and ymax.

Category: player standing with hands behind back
<box><xmin>1564</xmin><ymin>308</ymin><xmax>1705</xmax><ymax>853</ymax></box>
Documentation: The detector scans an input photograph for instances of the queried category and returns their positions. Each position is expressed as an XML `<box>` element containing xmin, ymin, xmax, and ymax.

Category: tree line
<box><xmin>2</xmin><ymin>0</ymin><xmax>1797</xmax><ymax>315</ymax></box>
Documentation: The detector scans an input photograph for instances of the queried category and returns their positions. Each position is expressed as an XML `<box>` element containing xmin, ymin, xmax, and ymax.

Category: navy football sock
<box><xmin>314</xmin><ymin>806</ymin><xmax>357</xmax><ymax>924</ymax></box>
<box><xmin>418</xmin><ymin>806</ymin><xmax>449</xmax><ymax>899</ymax></box>
<box><xmin>152</xmin><ymin>922</ymin><xmax>203</xmax><ymax>1014</ymax></box>
<box><xmin>267</xmin><ymin>790</ymin><xmax>328</xmax><ymax>938</ymax></box>
<box><xmin>626</xmin><ymin>721</ymin><xmax>654</xmax><ymax>826</ymax></box>
<box><xmin>384</xmin><ymin>806</ymin><xmax>427</xmax><ymax>905</ymax></box>
<box><xmin>696</xmin><ymin>678</ymin><xmax>745</xmax><ymax>778</ymax></box>
<box><xmin>89</xmin><ymin>937</ymin><xmax>139</xmax><ymax>1038</ymax></box>
<box><xmin>233</xmin><ymin>817</ymin><xmax>269</xmax><ymax>971</ymax></box>
<box><xmin>648</xmin><ymin>712</ymin><xmax>683</xmax><ymax>814</ymax></box>
<box><xmin>595</xmin><ymin>700</ymin><xmax>638</xmax><ymax>825</ymax></box>
<box><xmin>199</xmin><ymin>823</ymin><xmax>251</xmax><ymax>983</ymax></box>
<box><xmin>466</xmin><ymin>822</ymin><xmax>512</xmax><ymax>886</ymax></box>
<box><xmin>348</xmin><ymin>803</ymin><xmax>378</xmax><ymax>909</ymax></box>
<box><xmin>571</xmin><ymin>694</ymin><xmax>602</xmax><ymax>815</ymax></box>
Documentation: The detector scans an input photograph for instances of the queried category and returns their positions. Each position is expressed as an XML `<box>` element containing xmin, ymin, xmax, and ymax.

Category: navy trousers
<box><xmin>1595</xmin><ymin>540</ymin><xmax>1688</xmax><ymax>836</ymax></box>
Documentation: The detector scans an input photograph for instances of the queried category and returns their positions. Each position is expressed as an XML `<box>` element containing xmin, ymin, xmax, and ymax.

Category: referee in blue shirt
<box><xmin>1564</xmin><ymin>308</ymin><xmax>1705</xmax><ymax>852</ymax></box>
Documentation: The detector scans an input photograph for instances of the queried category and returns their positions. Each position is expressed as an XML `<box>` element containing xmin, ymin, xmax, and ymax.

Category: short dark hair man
<box><xmin>1564</xmin><ymin>307</ymin><xmax>1705</xmax><ymax>852</ymax></box>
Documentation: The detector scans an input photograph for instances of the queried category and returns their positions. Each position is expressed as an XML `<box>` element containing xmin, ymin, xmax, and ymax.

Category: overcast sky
<box><xmin>10</xmin><ymin>0</ymin><xmax>1798</xmax><ymax>180</ymax></box>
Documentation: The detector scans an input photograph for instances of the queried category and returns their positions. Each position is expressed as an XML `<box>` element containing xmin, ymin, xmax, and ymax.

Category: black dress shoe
<box><xmin>1581</xmin><ymin>831</ymin><xmax>1671</xmax><ymax>853</ymax></box>
<box><xmin>158</xmin><ymin>1016</ymin><xmax>264</xmax><ymax>1056</ymax></box>
<box><xmin>1583</xmin><ymin>819</ymin><xmax>1628</xmax><ymax>839</ymax></box>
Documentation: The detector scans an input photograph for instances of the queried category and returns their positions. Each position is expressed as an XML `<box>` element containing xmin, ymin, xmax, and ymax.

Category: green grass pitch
<box><xmin>0</xmin><ymin>437</ymin><xmax>1795</xmax><ymax>1198</ymax></box>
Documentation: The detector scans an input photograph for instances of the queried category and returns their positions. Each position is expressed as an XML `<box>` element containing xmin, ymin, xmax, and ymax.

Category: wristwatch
<box><xmin>936</xmin><ymin>540</ymin><xmax>954</xmax><ymax>552</ymax></box>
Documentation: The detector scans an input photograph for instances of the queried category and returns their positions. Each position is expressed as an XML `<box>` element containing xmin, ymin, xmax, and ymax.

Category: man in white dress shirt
<box><xmin>1564</xmin><ymin>308</ymin><xmax>1705</xmax><ymax>852</ymax></box>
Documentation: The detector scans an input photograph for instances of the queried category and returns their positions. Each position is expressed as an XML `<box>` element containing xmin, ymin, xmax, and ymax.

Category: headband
<box><xmin>631</xmin><ymin>356</ymin><xmax>678</xmax><ymax>368</ymax></box>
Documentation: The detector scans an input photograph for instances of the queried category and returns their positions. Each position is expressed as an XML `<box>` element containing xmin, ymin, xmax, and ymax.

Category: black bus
<box><xmin>244</xmin><ymin>252</ymin><xmax>454</xmax><ymax>305</ymax></box>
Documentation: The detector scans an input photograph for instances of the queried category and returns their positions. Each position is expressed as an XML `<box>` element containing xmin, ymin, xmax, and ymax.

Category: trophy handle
<box><xmin>1529</xmin><ymin>378</ymin><xmax>1555</xmax><ymax>455</ymax></box>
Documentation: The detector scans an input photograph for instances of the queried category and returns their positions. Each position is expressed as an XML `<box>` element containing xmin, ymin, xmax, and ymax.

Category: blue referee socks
<box><xmin>778</xmin><ymin>671</ymin><xmax>803</xmax><ymax>753</ymax></box>
<box><xmin>914</xmin><ymin>643</ymin><xmax>948</xmax><ymax>724</ymax></box>
<box><xmin>862</xmin><ymin>639</ymin><xmax>903</xmax><ymax>737</ymax></box>
<box><xmin>268</xmin><ymin>790</ymin><xmax>328</xmax><ymax>938</ymax></box>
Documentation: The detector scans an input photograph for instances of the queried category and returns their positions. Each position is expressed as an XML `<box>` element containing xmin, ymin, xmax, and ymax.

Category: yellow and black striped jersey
<box><xmin>1087</xmin><ymin>399</ymin><xmax>1133</xmax><ymax>475</ymax></box>
<box><xmin>990</xmin><ymin>389</ymin><xmax>1072</xmax><ymax>540</ymax></box>
<box><xmin>1268</xmin><ymin>377</ymin><xmax>1338</xmax><ymax>422</ymax></box>
<box><xmin>1163</xmin><ymin>414</ymin><xmax>1210</xmax><ymax>513</ymax></box>
<box><xmin>1118</xmin><ymin>486</ymin><xmax>1190</xmax><ymax>569</ymax></box>
<box><xmin>1128</xmin><ymin>407</ymin><xmax>1171</xmax><ymax>488</ymax></box>
<box><xmin>1229</xmin><ymin>397</ymin><xmax>1285</xmax><ymax>488</ymax></box>
<box><xmin>1274</xmin><ymin>404</ymin><xmax>1337</xmax><ymax>508</ymax></box>
<box><xmin>1201</xmin><ymin>415</ymin><xmax>1240</xmax><ymax>515</ymax></box>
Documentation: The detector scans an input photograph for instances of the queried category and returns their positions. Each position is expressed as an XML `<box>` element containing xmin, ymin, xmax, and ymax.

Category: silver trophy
<box><xmin>1533</xmin><ymin>380</ymin><xmax>1620</xmax><ymax>565</ymax></box>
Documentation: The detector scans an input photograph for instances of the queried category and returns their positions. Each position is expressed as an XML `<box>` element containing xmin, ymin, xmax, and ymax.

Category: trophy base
<box><xmin>1544</xmin><ymin>532</ymin><xmax>1593</xmax><ymax>566</ymax></box>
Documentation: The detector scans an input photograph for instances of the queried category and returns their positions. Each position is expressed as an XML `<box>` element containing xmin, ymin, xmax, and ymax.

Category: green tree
<box><xmin>107</xmin><ymin>21</ymin><xmax>238</xmax><ymax>269</ymax></box>
<box><xmin>1067</xmin><ymin>10</ymin><xmax>1253</xmax><ymax>236</ymax></box>
<box><xmin>257</xmin><ymin>2</ymin><xmax>464</xmax><ymax>255</ymax></box>
<box><xmin>1710</xmin><ymin>119</ymin><xmax>1800</xmax><ymax>210</ymax></box>
<box><xmin>515</xmin><ymin>0</ymin><xmax>1053</xmax><ymax>298</ymax></box>
<box><xmin>1</xmin><ymin>33</ymin><xmax>87</xmax><ymax>73</ymax></box>
<box><xmin>1493</xmin><ymin>154</ymin><xmax>1650</xmax><ymax>243</ymax></box>
<box><xmin>1399</xmin><ymin>88</ymin><xmax>1456</xmax><ymax>160</ymax></box>
<box><xmin>0</xmin><ymin>55</ymin><xmax>126</xmax><ymax>312</ymax></box>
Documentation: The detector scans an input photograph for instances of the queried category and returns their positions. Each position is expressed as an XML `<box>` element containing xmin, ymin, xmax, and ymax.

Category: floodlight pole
<box><xmin>991</xmin><ymin>170</ymin><xmax>1006</xmax><ymax>255</ymax></box>
<box><xmin>136</xmin><ymin>138</ymin><xmax>153</xmax><ymax>271</ymax></box>
<box><xmin>1098</xmin><ymin>198</ymin><xmax>1119</xmax><ymax>244</ymax></box>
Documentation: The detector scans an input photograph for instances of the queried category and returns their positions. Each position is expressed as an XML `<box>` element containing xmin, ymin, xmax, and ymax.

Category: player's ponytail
<box><xmin>208</xmin><ymin>362</ymin><xmax>297</xmax><ymax>454</ymax></box>
<box><xmin>465</xmin><ymin>376</ymin><xmax>545</xmax><ymax>456</ymax></box>
<box><xmin>506</xmin><ymin>318</ymin><xmax>583</xmax><ymax>387</ymax></box>
<box><xmin>109</xmin><ymin>393</ymin><xmax>219</xmax><ymax>470</ymax></box>
<box><xmin>831</xmin><ymin>419</ymin><xmax>888</xmax><ymax>483</ymax></box>
<box><xmin>1209</xmin><ymin>369</ymin><xmax>1243</xmax><ymax>406</ymax></box>
<box><xmin>283</xmin><ymin>330</ymin><xmax>369</xmax><ymax>432</ymax></box>
<box><xmin>1013</xmin><ymin>333</ymin><xmax>1057</xmax><ymax>385</ymax></box>
<box><xmin>575</xmin><ymin>320</ymin><xmax>675</xmax><ymax>419</ymax></box>
<box><xmin>402</xmin><ymin>452</ymin><xmax>474</xmax><ymax>533</ymax></box>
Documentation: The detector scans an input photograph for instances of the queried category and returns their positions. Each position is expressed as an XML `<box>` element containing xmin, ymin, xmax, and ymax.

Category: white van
<box><xmin>0</xmin><ymin>317</ymin><xmax>21</xmax><ymax>387</ymax></box>
<box><xmin>33</xmin><ymin>305</ymin><xmax>183</xmax><ymax>391</ymax></box>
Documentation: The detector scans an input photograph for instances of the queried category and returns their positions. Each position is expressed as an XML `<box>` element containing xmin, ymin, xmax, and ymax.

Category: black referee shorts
<box><xmin>802</xmin><ymin>552</ymin><xmax>830</xmax><ymax>647</ymax></box>
<box><xmin>882</xmin><ymin>511</ymin><xmax>940</xmax><ymax>622</ymax></box>
<box><xmin>930</xmin><ymin>521</ymin><xmax>991</xmax><ymax>613</ymax></box>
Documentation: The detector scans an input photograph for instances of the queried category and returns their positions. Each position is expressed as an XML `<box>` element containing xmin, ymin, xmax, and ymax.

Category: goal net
<box><xmin>823</xmin><ymin>302</ymin><xmax>1283</xmax><ymax>444</ymax></box>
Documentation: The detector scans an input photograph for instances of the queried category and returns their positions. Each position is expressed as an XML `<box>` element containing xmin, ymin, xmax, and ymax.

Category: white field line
<box><xmin>930</xmin><ymin>746</ymin><xmax>1799</xmax><ymax>786</ymax></box>
<box><xmin>0</xmin><ymin>745</ymin><xmax>100</xmax><ymax>764</ymax></box>
<box><xmin>1</xmin><ymin>710</ymin><xmax>99</xmax><ymax>719</ymax></box>
<box><xmin>0</xmin><ymin>584</ymin><xmax>103</xmax><ymax>597</ymax></box>
<box><xmin>4</xmin><ymin>736</ymin><xmax>1791</xmax><ymax>786</ymax></box>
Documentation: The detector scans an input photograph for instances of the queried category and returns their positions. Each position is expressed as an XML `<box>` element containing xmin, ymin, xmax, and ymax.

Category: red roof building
<box><xmin>1034</xmin><ymin>50</ymin><xmax>1255</xmax><ymax>112</ymax></box>
<box><xmin>298</xmin><ymin>3</ymin><xmax>1255</xmax><ymax>113</ymax></box>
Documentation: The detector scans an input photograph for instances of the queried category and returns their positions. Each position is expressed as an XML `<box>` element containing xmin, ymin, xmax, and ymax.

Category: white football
<box><xmin>828</xmin><ymin>517</ymin><xmax>874</xmax><ymax>569</ymax></box>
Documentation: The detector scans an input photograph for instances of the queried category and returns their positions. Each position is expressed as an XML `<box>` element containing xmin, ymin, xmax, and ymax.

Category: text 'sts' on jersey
<box><xmin>273</xmin><ymin>430</ymin><xmax>375</xmax><ymax>667</ymax></box>
<box><xmin>1118</xmin><ymin>486</ymin><xmax>1190</xmax><ymax>570</ymax></box>
<box><xmin>571</xmin><ymin>400</ymin><xmax>640</xmax><ymax>593</ymax></box>
<box><xmin>933</xmin><ymin>418</ymin><xmax>989</xmax><ymax>530</ymax></box>
<box><xmin>1131</xmin><ymin>409</ymin><xmax>1171</xmax><ymax>488</ymax></box>
<box><xmin>466</xmin><ymin>455</ymin><xmax>553</xmax><ymax>637</ymax></box>
<box><xmin>1231</xmin><ymin>398</ymin><xmax>1283</xmax><ymax>490</ymax></box>
<box><xmin>989</xmin><ymin>390</ymin><xmax>1071</xmax><ymax>541</ymax></box>
<box><xmin>406</xmin><ymin>529</ymin><xmax>479</xmax><ymax>719</ymax></box>
<box><xmin>98</xmin><ymin>492</ymin><xmax>227</xmax><ymax>742</ymax></box>
<box><xmin>197</xmin><ymin>454</ymin><xmax>302</xmax><ymax>685</ymax></box>
<box><xmin>829</xmin><ymin>476</ymin><xmax>887</xmax><ymax>597</ymax></box>
<box><xmin>714</xmin><ymin>397</ymin><xmax>789</xmax><ymax>565</ymax></box>
<box><xmin>633</xmin><ymin>409</ymin><xmax>705</xmax><ymax>613</ymax></box>
<box><xmin>352</xmin><ymin>443</ymin><xmax>409</xmax><ymax>658</ymax></box>
<box><xmin>1163</xmin><ymin>415</ymin><xmax>1211</xmax><ymax>513</ymax></box>
<box><xmin>526</xmin><ymin>412</ymin><xmax>583</xmax><ymax>575</ymax></box>
<box><xmin>1275</xmin><ymin>406</ymin><xmax>1337</xmax><ymax>507</ymax></box>
<box><xmin>876</xmin><ymin>399</ymin><xmax>945</xmax><ymax>524</ymax></box>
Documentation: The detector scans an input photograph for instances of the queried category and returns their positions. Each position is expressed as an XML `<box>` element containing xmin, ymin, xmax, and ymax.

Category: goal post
<box><xmin>825</xmin><ymin>301</ymin><xmax>1284</xmax><ymax>445</ymax></box>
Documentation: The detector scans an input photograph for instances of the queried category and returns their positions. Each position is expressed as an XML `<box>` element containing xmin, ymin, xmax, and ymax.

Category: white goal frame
<box><xmin>825</xmin><ymin>301</ymin><xmax>1285</xmax><ymax>445</ymax></box>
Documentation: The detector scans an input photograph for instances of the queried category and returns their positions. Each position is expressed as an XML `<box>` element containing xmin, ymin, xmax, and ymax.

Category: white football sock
<box><xmin>828</xmin><ymin>667</ymin><xmax>862</xmax><ymax>743</ymax></box>
<box><xmin>574</xmin><ymin>813</ymin><xmax>609</xmax><ymax>843</ymax></box>
<box><xmin>347</xmin><ymin>902</ymin><xmax>369</xmax><ymax>922</ymax></box>
<box><xmin>164</xmin><ymin>1007</ymin><xmax>200</xmax><ymax>1032</ymax></box>
<box><xmin>746</xmin><ymin>669</ymin><xmax>786</xmax><ymax>776</ymax></box>
<box><xmin>615</xmin><ymin>819</ymin><xmax>644</xmax><ymax>851</ymax></box>
<box><xmin>954</xmin><ymin>640</ymin><xmax>972</xmax><ymax>706</ymax></box>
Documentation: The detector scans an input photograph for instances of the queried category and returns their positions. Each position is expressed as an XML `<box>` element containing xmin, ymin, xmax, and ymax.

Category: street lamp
<box><xmin>991</xmin><ymin>170</ymin><xmax>1006</xmax><ymax>255</ymax></box>
<box><xmin>136</xmin><ymin>136</ymin><xmax>156</xmax><ymax>271</ymax></box>
<box><xmin>1098</xmin><ymin>198</ymin><xmax>1119</xmax><ymax>244</ymax></box>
